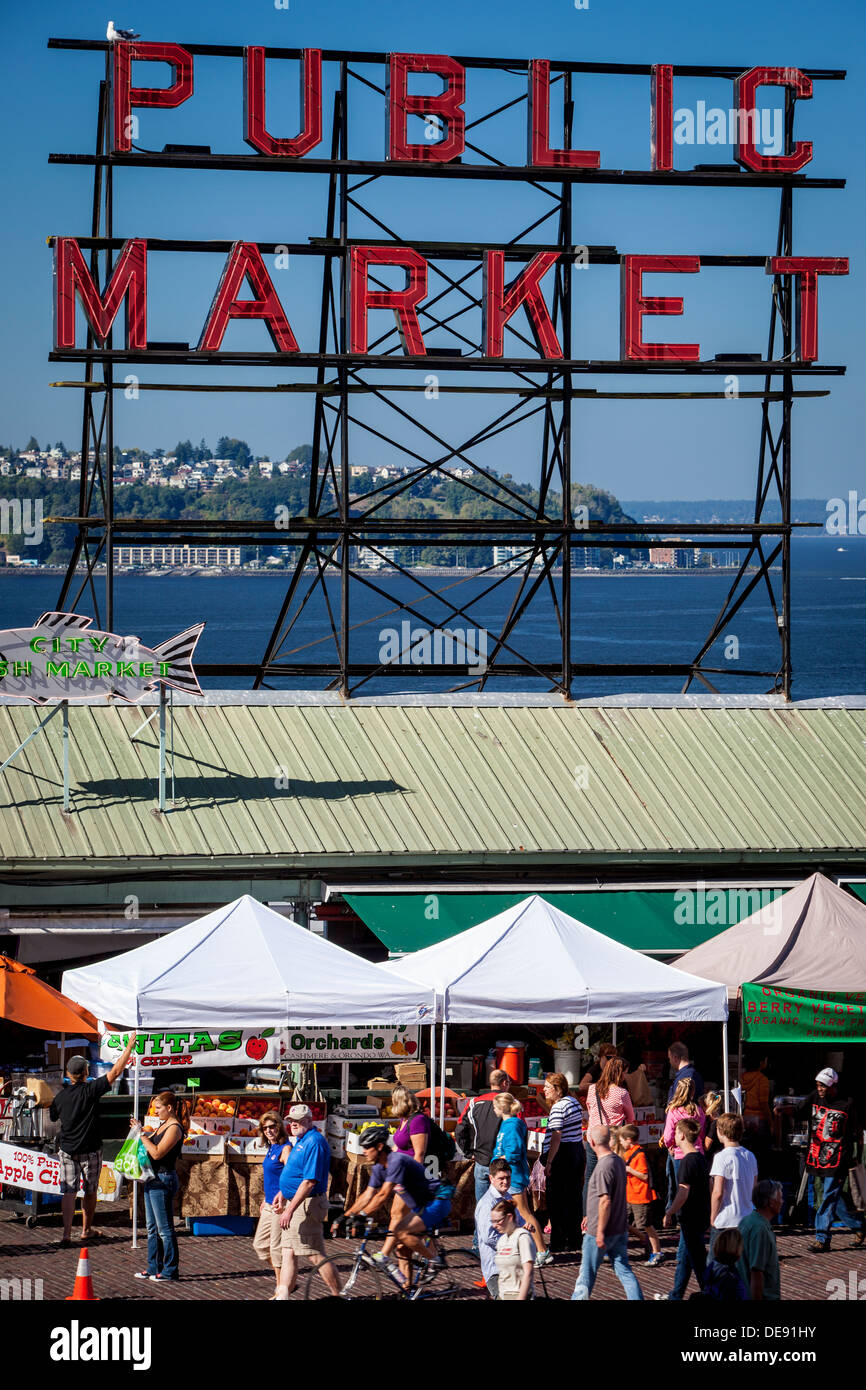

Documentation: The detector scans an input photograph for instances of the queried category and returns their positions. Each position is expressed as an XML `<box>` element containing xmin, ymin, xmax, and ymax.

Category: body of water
<box><xmin>1</xmin><ymin>537</ymin><xmax>863</xmax><ymax>698</ymax></box>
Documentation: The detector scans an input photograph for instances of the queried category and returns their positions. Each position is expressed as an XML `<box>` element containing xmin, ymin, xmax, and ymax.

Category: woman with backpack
<box><xmin>492</xmin><ymin>1092</ymin><xmax>550</xmax><ymax>1264</ymax></box>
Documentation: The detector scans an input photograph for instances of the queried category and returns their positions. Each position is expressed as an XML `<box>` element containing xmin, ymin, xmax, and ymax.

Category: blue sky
<box><xmin>0</xmin><ymin>0</ymin><xmax>862</xmax><ymax>500</ymax></box>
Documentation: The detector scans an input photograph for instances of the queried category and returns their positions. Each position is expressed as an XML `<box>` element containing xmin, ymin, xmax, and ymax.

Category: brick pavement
<box><xmin>1</xmin><ymin>1209</ymin><xmax>862</xmax><ymax>1301</ymax></box>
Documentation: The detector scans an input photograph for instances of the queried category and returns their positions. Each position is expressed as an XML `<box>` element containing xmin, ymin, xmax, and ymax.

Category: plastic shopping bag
<box><xmin>529</xmin><ymin>1158</ymin><xmax>546</xmax><ymax>1196</ymax></box>
<box><xmin>136</xmin><ymin>1137</ymin><xmax>156</xmax><ymax>1183</ymax></box>
<box><xmin>114</xmin><ymin>1127</ymin><xmax>155</xmax><ymax>1182</ymax></box>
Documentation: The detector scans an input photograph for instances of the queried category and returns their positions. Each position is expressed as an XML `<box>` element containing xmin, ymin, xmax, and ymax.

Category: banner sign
<box><xmin>101</xmin><ymin>1027</ymin><xmax>283</xmax><ymax>1069</ymax></box>
<box><xmin>281</xmin><ymin>1025</ymin><xmax>420</xmax><ymax>1062</ymax></box>
<box><xmin>741</xmin><ymin>984</ymin><xmax>866</xmax><ymax>1042</ymax></box>
<box><xmin>49</xmin><ymin>45</ymin><xmax>849</xmax><ymax>370</ymax></box>
<box><xmin>101</xmin><ymin>1024</ymin><xmax>420</xmax><ymax>1066</ymax></box>
<box><xmin>0</xmin><ymin>1143</ymin><xmax>123</xmax><ymax>1201</ymax></box>
<box><xmin>0</xmin><ymin>611</ymin><xmax>204</xmax><ymax>704</ymax></box>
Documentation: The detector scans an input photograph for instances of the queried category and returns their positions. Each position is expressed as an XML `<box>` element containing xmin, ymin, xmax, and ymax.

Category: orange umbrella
<box><xmin>0</xmin><ymin>955</ymin><xmax>99</xmax><ymax>1036</ymax></box>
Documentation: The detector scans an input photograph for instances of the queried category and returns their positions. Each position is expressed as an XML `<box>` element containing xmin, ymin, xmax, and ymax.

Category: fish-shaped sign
<box><xmin>0</xmin><ymin>611</ymin><xmax>205</xmax><ymax>704</ymax></box>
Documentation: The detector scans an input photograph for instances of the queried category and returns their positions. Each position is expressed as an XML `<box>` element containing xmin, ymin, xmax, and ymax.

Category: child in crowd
<box><xmin>613</xmin><ymin>1124</ymin><xmax>663</xmax><ymax>1267</ymax></box>
<box><xmin>699</xmin><ymin>1228</ymin><xmax>749</xmax><ymax>1301</ymax></box>
<box><xmin>657</xmin><ymin>1117</ymin><xmax>710</xmax><ymax>1301</ymax></box>
<box><xmin>709</xmin><ymin>1113</ymin><xmax>758</xmax><ymax>1255</ymax></box>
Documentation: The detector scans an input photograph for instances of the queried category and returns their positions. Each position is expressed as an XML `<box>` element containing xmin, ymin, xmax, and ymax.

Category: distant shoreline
<box><xmin>0</xmin><ymin>564</ymin><xmax>757</xmax><ymax>579</ymax></box>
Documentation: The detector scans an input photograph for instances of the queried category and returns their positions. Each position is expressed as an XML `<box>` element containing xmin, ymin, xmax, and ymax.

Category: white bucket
<box><xmin>553</xmin><ymin>1049</ymin><xmax>583</xmax><ymax>1089</ymax></box>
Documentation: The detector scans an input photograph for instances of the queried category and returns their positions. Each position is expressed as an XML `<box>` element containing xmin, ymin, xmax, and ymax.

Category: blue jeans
<box><xmin>143</xmin><ymin>1172</ymin><xmax>179</xmax><ymax>1279</ymax></box>
<box><xmin>815</xmin><ymin>1170</ymin><xmax>865</xmax><ymax>1242</ymax></box>
<box><xmin>670</xmin><ymin>1224</ymin><xmax>707</xmax><ymax>1300</ymax></box>
<box><xmin>571</xmin><ymin>1230</ymin><xmax>643</xmax><ymax>1301</ymax></box>
<box><xmin>582</xmin><ymin>1141</ymin><xmax>597</xmax><ymax>1213</ymax></box>
<box><xmin>471</xmin><ymin>1164</ymin><xmax>490</xmax><ymax>1252</ymax></box>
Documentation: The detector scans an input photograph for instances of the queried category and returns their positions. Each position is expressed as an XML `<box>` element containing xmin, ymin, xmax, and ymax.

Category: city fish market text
<box><xmin>0</xmin><ymin>611</ymin><xmax>204</xmax><ymax>703</ymax></box>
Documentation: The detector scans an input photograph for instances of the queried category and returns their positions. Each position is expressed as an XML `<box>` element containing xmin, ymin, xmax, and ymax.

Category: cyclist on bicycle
<box><xmin>336</xmin><ymin>1125</ymin><xmax>454</xmax><ymax>1286</ymax></box>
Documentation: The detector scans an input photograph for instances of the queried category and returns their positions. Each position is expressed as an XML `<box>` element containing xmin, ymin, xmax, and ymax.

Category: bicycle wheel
<box><xmin>302</xmin><ymin>1254</ymin><xmax>387</xmax><ymax>1301</ymax></box>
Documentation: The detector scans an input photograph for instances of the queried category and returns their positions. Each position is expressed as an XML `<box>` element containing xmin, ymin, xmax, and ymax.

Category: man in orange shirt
<box><xmin>616</xmin><ymin>1123</ymin><xmax>663</xmax><ymax>1267</ymax></box>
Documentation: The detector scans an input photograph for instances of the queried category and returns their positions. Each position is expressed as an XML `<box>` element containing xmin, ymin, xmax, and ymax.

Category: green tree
<box><xmin>25</xmin><ymin>436</ymin><xmax>39</xmax><ymax>453</ymax></box>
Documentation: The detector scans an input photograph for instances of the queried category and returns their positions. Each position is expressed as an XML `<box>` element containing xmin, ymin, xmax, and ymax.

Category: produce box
<box><xmin>198</xmin><ymin>1117</ymin><xmax>234</xmax><ymax>1135</ymax></box>
<box><xmin>236</xmin><ymin>1096</ymin><xmax>281</xmax><ymax>1123</ymax></box>
<box><xmin>346</xmin><ymin>1122</ymin><xmax>398</xmax><ymax>1156</ymax></box>
<box><xmin>394</xmin><ymin>1063</ymin><xmax>426</xmax><ymax>1088</ymax></box>
<box><xmin>326</xmin><ymin>1114</ymin><xmax>361</xmax><ymax>1137</ymax></box>
<box><xmin>226</xmin><ymin>1135</ymin><xmax>268</xmax><ymax>1156</ymax></box>
<box><xmin>328</xmin><ymin>1135</ymin><xmax>346</xmax><ymax>1159</ymax></box>
<box><xmin>638</xmin><ymin>1122</ymin><xmax>664</xmax><ymax>1144</ymax></box>
<box><xmin>182</xmin><ymin>1131</ymin><xmax>225</xmax><ymax>1156</ymax></box>
<box><xmin>193</xmin><ymin>1095</ymin><xmax>237</xmax><ymax>1120</ymax></box>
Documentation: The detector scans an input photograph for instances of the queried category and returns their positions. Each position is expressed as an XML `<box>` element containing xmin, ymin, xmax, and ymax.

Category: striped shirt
<box><xmin>543</xmin><ymin>1095</ymin><xmax>583</xmax><ymax>1150</ymax></box>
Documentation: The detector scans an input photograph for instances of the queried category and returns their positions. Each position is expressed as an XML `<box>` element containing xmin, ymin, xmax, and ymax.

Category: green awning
<box><xmin>344</xmin><ymin>889</ymin><xmax>785</xmax><ymax>955</ymax></box>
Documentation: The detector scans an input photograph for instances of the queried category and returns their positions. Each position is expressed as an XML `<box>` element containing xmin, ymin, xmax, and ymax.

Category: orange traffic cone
<box><xmin>66</xmin><ymin>1246</ymin><xmax>99</xmax><ymax>1300</ymax></box>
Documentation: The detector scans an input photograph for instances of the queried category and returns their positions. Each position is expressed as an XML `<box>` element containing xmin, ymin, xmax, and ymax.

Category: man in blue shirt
<box><xmin>272</xmin><ymin>1104</ymin><xmax>338</xmax><ymax>1298</ymax></box>
<box><xmin>475</xmin><ymin>1158</ymin><xmax>524</xmax><ymax>1299</ymax></box>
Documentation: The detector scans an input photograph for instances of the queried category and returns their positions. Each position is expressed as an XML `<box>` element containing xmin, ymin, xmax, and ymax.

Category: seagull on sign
<box><xmin>106</xmin><ymin>20</ymin><xmax>140</xmax><ymax>41</ymax></box>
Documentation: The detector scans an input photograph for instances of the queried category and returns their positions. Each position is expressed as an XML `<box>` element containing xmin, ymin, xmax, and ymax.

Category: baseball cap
<box><xmin>815</xmin><ymin>1067</ymin><xmax>838</xmax><ymax>1086</ymax></box>
<box><xmin>66</xmin><ymin>1055</ymin><xmax>89</xmax><ymax>1076</ymax></box>
<box><xmin>287</xmin><ymin>1104</ymin><xmax>312</xmax><ymax>1121</ymax></box>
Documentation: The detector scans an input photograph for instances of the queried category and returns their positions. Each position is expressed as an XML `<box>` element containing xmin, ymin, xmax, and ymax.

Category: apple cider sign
<box><xmin>101</xmin><ymin>1025</ymin><xmax>421</xmax><ymax>1067</ymax></box>
<box><xmin>50</xmin><ymin>43</ymin><xmax>849</xmax><ymax>368</ymax></box>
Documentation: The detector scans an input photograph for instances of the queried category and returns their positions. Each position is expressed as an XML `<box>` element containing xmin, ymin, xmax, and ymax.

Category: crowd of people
<box><xmin>35</xmin><ymin>1037</ymin><xmax>866</xmax><ymax>1301</ymax></box>
<box><xmin>463</xmin><ymin>1043</ymin><xmax>865</xmax><ymax>1301</ymax></box>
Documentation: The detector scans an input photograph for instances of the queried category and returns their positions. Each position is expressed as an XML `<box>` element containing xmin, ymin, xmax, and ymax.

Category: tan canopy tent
<box><xmin>674</xmin><ymin>873</ymin><xmax>866</xmax><ymax>996</ymax></box>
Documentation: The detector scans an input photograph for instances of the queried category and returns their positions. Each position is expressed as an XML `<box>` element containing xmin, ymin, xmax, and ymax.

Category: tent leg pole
<box><xmin>612</xmin><ymin>1022</ymin><xmax>617</xmax><ymax>1047</ymax></box>
<box><xmin>722</xmin><ymin>1019</ymin><xmax>730</xmax><ymax>1112</ymax></box>
<box><xmin>429</xmin><ymin>1022</ymin><xmax>435</xmax><ymax>1133</ymax></box>
<box><xmin>158</xmin><ymin>688</ymin><xmax>166</xmax><ymax>812</ymax></box>
<box><xmin>340</xmin><ymin>1062</ymin><xmax>349</xmax><ymax>1108</ymax></box>
<box><xmin>62</xmin><ymin>702</ymin><xmax>70</xmax><ymax>812</ymax></box>
<box><xmin>736</xmin><ymin>989</ymin><xmax>743</xmax><ymax>1113</ymax></box>
<box><xmin>132</xmin><ymin>1051</ymin><xmax>140</xmax><ymax>1250</ymax></box>
<box><xmin>439</xmin><ymin>1023</ymin><xmax>448</xmax><ymax>1129</ymax></box>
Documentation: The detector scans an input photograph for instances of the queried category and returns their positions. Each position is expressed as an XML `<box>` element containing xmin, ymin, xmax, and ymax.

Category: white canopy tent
<box><xmin>61</xmin><ymin>894</ymin><xmax>434</xmax><ymax>1029</ymax></box>
<box><xmin>384</xmin><ymin>895</ymin><xmax>729</xmax><ymax>1121</ymax></box>
<box><xmin>61</xmin><ymin>894</ymin><xmax>433</xmax><ymax>1251</ymax></box>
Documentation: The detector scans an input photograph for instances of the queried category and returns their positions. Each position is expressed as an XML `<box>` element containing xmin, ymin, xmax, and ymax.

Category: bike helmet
<box><xmin>358</xmin><ymin>1125</ymin><xmax>391</xmax><ymax>1149</ymax></box>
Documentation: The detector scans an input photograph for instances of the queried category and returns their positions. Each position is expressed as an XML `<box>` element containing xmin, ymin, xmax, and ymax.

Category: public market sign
<box><xmin>741</xmin><ymin>984</ymin><xmax>866</xmax><ymax>1042</ymax></box>
<box><xmin>50</xmin><ymin>43</ymin><xmax>848</xmax><ymax>367</ymax></box>
<box><xmin>0</xmin><ymin>611</ymin><xmax>204</xmax><ymax>703</ymax></box>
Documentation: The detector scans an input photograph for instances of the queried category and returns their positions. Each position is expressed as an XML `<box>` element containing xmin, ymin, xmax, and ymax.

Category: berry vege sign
<box><xmin>50</xmin><ymin>44</ymin><xmax>849</xmax><ymax>367</ymax></box>
<box><xmin>741</xmin><ymin>984</ymin><xmax>866</xmax><ymax>1042</ymax></box>
<box><xmin>101</xmin><ymin>1024</ymin><xmax>420</xmax><ymax>1066</ymax></box>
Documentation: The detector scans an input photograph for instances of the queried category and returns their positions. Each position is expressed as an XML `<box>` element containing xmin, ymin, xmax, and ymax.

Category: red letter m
<box><xmin>54</xmin><ymin>238</ymin><xmax>147</xmax><ymax>349</ymax></box>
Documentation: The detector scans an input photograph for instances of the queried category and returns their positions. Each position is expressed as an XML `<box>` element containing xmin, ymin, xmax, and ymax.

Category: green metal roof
<box><xmin>0</xmin><ymin>698</ymin><xmax>864</xmax><ymax>875</ymax></box>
